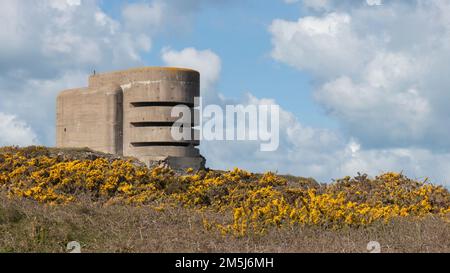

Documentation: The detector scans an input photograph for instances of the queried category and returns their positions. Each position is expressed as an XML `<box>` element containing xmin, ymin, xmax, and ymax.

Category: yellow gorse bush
<box><xmin>1</xmin><ymin>146</ymin><xmax>449</xmax><ymax>236</ymax></box>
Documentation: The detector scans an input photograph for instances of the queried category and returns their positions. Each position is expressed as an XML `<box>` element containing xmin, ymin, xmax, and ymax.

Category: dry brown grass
<box><xmin>1</xmin><ymin>146</ymin><xmax>449</xmax><ymax>253</ymax></box>
<box><xmin>1</xmin><ymin>194</ymin><xmax>448</xmax><ymax>253</ymax></box>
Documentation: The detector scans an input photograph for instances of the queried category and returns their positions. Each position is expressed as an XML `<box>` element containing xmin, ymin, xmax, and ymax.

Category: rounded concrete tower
<box><xmin>57</xmin><ymin>67</ymin><xmax>204</xmax><ymax>170</ymax></box>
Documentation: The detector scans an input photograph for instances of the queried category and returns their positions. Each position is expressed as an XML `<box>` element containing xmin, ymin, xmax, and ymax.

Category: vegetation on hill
<box><xmin>0</xmin><ymin>146</ymin><xmax>449</xmax><ymax>252</ymax></box>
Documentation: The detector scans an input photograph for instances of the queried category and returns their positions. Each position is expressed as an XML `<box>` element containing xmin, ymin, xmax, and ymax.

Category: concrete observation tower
<box><xmin>56</xmin><ymin>67</ymin><xmax>204</xmax><ymax>170</ymax></box>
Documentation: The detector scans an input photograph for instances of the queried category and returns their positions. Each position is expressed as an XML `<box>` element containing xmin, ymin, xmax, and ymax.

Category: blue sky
<box><xmin>100</xmin><ymin>0</ymin><xmax>333</xmax><ymax>128</ymax></box>
<box><xmin>2</xmin><ymin>0</ymin><xmax>450</xmax><ymax>186</ymax></box>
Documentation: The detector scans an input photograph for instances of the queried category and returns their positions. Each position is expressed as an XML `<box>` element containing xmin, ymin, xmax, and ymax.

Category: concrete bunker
<box><xmin>56</xmin><ymin>67</ymin><xmax>204</xmax><ymax>170</ymax></box>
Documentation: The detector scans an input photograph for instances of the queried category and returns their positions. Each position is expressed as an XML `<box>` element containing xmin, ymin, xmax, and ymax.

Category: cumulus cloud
<box><xmin>0</xmin><ymin>0</ymin><xmax>154</xmax><ymax>80</ymax></box>
<box><xmin>159</xmin><ymin>45</ymin><xmax>450</xmax><ymax>185</ymax></box>
<box><xmin>123</xmin><ymin>0</ymin><xmax>234</xmax><ymax>35</ymax></box>
<box><xmin>267</xmin><ymin>0</ymin><xmax>450</xmax><ymax>184</ymax></box>
<box><xmin>0</xmin><ymin>0</ymin><xmax>219</xmax><ymax>145</ymax></box>
<box><xmin>3</xmin><ymin>0</ymin><xmax>450</xmax><ymax>186</ymax></box>
<box><xmin>0</xmin><ymin>0</ymin><xmax>147</xmax><ymax>145</ymax></box>
<box><xmin>0</xmin><ymin>113</ymin><xmax>38</xmax><ymax>146</ymax></box>
<box><xmin>302</xmin><ymin>0</ymin><xmax>330</xmax><ymax>10</ymax></box>
<box><xmin>0</xmin><ymin>71</ymin><xmax>88</xmax><ymax>145</ymax></box>
<box><xmin>286</xmin><ymin>0</ymin><xmax>385</xmax><ymax>10</ymax></box>
<box><xmin>366</xmin><ymin>0</ymin><xmax>382</xmax><ymax>6</ymax></box>
<box><xmin>122</xmin><ymin>1</ymin><xmax>165</xmax><ymax>34</ymax></box>
<box><xmin>161</xmin><ymin>47</ymin><xmax>222</xmax><ymax>95</ymax></box>
<box><xmin>157</xmin><ymin>1</ymin><xmax>450</xmax><ymax>185</ymax></box>
<box><xmin>161</xmin><ymin>47</ymin><xmax>352</xmax><ymax>180</ymax></box>
<box><xmin>269</xmin><ymin>1</ymin><xmax>450</xmax><ymax>149</ymax></box>
<box><xmin>270</xmin><ymin>13</ymin><xmax>368</xmax><ymax>79</ymax></box>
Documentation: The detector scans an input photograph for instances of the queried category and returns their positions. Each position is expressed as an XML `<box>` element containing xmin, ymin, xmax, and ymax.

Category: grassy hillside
<box><xmin>0</xmin><ymin>146</ymin><xmax>449</xmax><ymax>253</ymax></box>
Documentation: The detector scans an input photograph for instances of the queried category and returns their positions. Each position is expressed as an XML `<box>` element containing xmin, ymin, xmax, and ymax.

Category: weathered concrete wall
<box><xmin>56</xmin><ymin>67</ymin><xmax>204</xmax><ymax>170</ymax></box>
<box><xmin>56</xmin><ymin>85</ymin><xmax>123</xmax><ymax>155</ymax></box>
<box><xmin>121</xmin><ymin>68</ymin><xmax>200</xmax><ymax>166</ymax></box>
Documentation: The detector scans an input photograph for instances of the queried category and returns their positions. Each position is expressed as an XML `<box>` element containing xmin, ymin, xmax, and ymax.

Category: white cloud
<box><xmin>0</xmin><ymin>113</ymin><xmax>38</xmax><ymax>146</ymax></box>
<box><xmin>0</xmin><ymin>71</ymin><xmax>88</xmax><ymax>145</ymax></box>
<box><xmin>159</xmin><ymin>46</ymin><xmax>450</xmax><ymax>185</ymax></box>
<box><xmin>266</xmin><ymin>0</ymin><xmax>450</xmax><ymax>184</ymax></box>
<box><xmin>291</xmin><ymin>0</ymin><xmax>387</xmax><ymax>11</ymax></box>
<box><xmin>0</xmin><ymin>0</ymin><xmax>156</xmax><ymax>81</ymax></box>
<box><xmin>302</xmin><ymin>0</ymin><xmax>330</xmax><ymax>10</ymax></box>
<box><xmin>123</xmin><ymin>0</ymin><xmax>230</xmax><ymax>35</ymax></box>
<box><xmin>160</xmin><ymin>47</ymin><xmax>349</xmax><ymax>179</ymax></box>
<box><xmin>48</xmin><ymin>0</ymin><xmax>81</xmax><ymax>11</ymax></box>
<box><xmin>366</xmin><ymin>0</ymin><xmax>382</xmax><ymax>6</ymax></box>
<box><xmin>269</xmin><ymin>13</ymin><xmax>369</xmax><ymax>80</ymax></box>
<box><xmin>270</xmin><ymin>1</ymin><xmax>450</xmax><ymax>150</ymax></box>
<box><xmin>0</xmin><ymin>0</ymin><xmax>214</xmax><ymax>146</ymax></box>
<box><xmin>0</xmin><ymin>0</ymin><xmax>154</xmax><ymax>145</ymax></box>
<box><xmin>2</xmin><ymin>0</ymin><xmax>450</xmax><ymax>186</ymax></box>
<box><xmin>122</xmin><ymin>1</ymin><xmax>165</xmax><ymax>33</ymax></box>
<box><xmin>0</xmin><ymin>0</ymin><xmax>232</xmax><ymax>146</ymax></box>
<box><xmin>161</xmin><ymin>47</ymin><xmax>223</xmax><ymax>102</ymax></box>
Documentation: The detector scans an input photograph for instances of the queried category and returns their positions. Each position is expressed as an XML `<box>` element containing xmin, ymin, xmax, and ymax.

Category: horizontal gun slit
<box><xmin>131</xmin><ymin>142</ymin><xmax>194</xmax><ymax>147</ymax></box>
<box><xmin>131</xmin><ymin>122</ymin><xmax>194</xmax><ymax>127</ymax></box>
<box><xmin>131</xmin><ymin>102</ymin><xmax>194</xmax><ymax>107</ymax></box>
